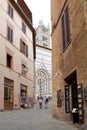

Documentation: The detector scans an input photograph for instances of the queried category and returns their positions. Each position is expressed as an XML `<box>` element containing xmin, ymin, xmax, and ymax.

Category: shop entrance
<box><xmin>71</xmin><ymin>83</ymin><xmax>79</xmax><ymax>123</ymax></box>
<box><xmin>4</xmin><ymin>78</ymin><xmax>14</xmax><ymax>110</ymax></box>
<box><xmin>65</xmin><ymin>71</ymin><xmax>79</xmax><ymax>124</ymax></box>
<box><xmin>20</xmin><ymin>84</ymin><xmax>27</xmax><ymax>107</ymax></box>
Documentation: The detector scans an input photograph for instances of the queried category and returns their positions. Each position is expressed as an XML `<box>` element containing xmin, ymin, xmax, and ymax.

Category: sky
<box><xmin>24</xmin><ymin>0</ymin><xmax>51</xmax><ymax>27</ymax></box>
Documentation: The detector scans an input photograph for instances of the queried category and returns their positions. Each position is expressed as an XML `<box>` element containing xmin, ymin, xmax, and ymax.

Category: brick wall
<box><xmin>52</xmin><ymin>0</ymin><xmax>87</xmax><ymax>124</ymax></box>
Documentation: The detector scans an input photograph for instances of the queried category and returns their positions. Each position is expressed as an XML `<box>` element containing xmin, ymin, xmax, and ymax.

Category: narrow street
<box><xmin>0</xmin><ymin>101</ymin><xmax>79</xmax><ymax>130</ymax></box>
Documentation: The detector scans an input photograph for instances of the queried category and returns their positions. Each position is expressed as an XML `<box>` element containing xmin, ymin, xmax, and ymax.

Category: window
<box><xmin>4</xmin><ymin>78</ymin><xmax>13</xmax><ymax>103</ymax></box>
<box><xmin>20</xmin><ymin>84</ymin><xmax>27</xmax><ymax>102</ymax></box>
<box><xmin>7</xmin><ymin>26</ymin><xmax>13</xmax><ymax>43</ymax></box>
<box><xmin>22</xmin><ymin>22</ymin><xmax>26</xmax><ymax>34</ymax></box>
<box><xmin>43</xmin><ymin>43</ymin><xmax>47</xmax><ymax>47</ymax></box>
<box><xmin>61</xmin><ymin>6</ymin><xmax>70</xmax><ymax>51</ymax></box>
<box><xmin>42</xmin><ymin>36</ymin><xmax>47</xmax><ymax>41</ymax></box>
<box><xmin>7</xmin><ymin>53</ymin><xmax>12</xmax><ymax>68</ymax></box>
<box><xmin>4</xmin><ymin>86</ymin><xmax>13</xmax><ymax>102</ymax></box>
<box><xmin>20</xmin><ymin>39</ymin><xmax>28</xmax><ymax>57</ymax></box>
<box><xmin>21</xmin><ymin>64</ymin><xmax>28</xmax><ymax>75</ymax></box>
<box><xmin>8</xmin><ymin>4</ymin><xmax>13</xmax><ymax>19</ymax></box>
<box><xmin>38</xmin><ymin>79</ymin><xmax>40</xmax><ymax>85</ymax></box>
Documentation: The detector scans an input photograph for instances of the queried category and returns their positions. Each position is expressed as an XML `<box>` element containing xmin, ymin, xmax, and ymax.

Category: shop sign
<box><xmin>84</xmin><ymin>87</ymin><xmax>87</xmax><ymax>101</ymax></box>
<box><xmin>77</xmin><ymin>83</ymin><xmax>84</xmax><ymax>124</ymax></box>
<box><xmin>65</xmin><ymin>85</ymin><xmax>70</xmax><ymax>113</ymax></box>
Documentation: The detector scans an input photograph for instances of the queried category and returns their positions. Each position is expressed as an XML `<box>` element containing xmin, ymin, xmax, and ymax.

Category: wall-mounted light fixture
<box><xmin>22</xmin><ymin>66</ymin><xmax>28</xmax><ymax>74</ymax></box>
<box><xmin>55</xmin><ymin>71</ymin><xmax>62</xmax><ymax>77</ymax></box>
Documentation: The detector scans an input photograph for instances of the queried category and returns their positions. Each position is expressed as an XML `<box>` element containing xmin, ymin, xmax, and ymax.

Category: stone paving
<box><xmin>0</xmin><ymin>101</ymin><xmax>79</xmax><ymax>130</ymax></box>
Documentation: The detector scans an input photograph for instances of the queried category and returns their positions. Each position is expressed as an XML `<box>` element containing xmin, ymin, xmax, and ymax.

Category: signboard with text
<box><xmin>65</xmin><ymin>85</ymin><xmax>70</xmax><ymax>113</ymax></box>
<box><xmin>77</xmin><ymin>83</ymin><xmax>84</xmax><ymax>124</ymax></box>
<box><xmin>84</xmin><ymin>87</ymin><xmax>87</xmax><ymax>101</ymax></box>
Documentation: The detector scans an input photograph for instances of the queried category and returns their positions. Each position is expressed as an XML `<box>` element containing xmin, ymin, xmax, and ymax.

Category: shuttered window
<box><xmin>65</xmin><ymin>7</ymin><xmax>70</xmax><ymax>44</ymax></box>
<box><xmin>61</xmin><ymin>6</ymin><xmax>70</xmax><ymax>51</ymax></box>
<box><xmin>61</xmin><ymin>15</ymin><xmax>66</xmax><ymax>50</ymax></box>
<box><xmin>8</xmin><ymin>4</ymin><xmax>13</xmax><ymax>19</ymax></box>
<box><xmin>22</xmin><ymin>22</ymin><xmax>26</xmax><ymax>34</ymax></box>
<box><xmin>20</xmin><ymin>39</ymin><xmax>28</xmax><ymax>57</ymax></box>
<box><xmin>20</xmin><ymin>39</ymin><xmax>23</xmax><ymax>52</ymax></box>
<box><xmin>7</xmin><ymin>26</ymin><xmax>13</xmax><ymax>43</ymax></box>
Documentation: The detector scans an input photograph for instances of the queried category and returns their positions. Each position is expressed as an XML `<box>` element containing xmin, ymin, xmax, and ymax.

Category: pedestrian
<box><xmin>37</xmin><ymin>96</ymin><xmax>39</xmax><ymax>101</ymax></box>
<box><xmin>38</xmin><ymin>97</ymin><xmax>43</xmax><ymax>109</ymax></box>
<box><xmin>24</xmin><ymin>97</ymin><xmax>29</xmax><ymax>108</ymax></box>
<box><xmin>44</xmin><ymin>97</ymin><xmax>49</xmax><ymax>108</ymax></box>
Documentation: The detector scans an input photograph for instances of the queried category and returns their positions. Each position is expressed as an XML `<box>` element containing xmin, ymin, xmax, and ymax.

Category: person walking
<box><xmin>38</xmin><ymin>97</ymin><xmax>43</xmax><ymax>109</ymax></box>
<box><xmin>44</xmin><ymin>97</ymin><xmax>49</xmax><ymax>108</ymax></box>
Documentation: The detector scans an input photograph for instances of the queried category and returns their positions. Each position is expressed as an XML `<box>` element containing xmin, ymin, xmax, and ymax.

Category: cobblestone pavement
<box><xmin>0</xmin><ymin>101</ymin><xmax>79</xmax><ymax>130</ymax></box>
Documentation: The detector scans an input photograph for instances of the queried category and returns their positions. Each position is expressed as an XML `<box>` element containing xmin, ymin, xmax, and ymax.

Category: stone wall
<box><xmin>52</xmin><ymin>0</ymin><xmax>87</xmax><ymax>126</ymax></box>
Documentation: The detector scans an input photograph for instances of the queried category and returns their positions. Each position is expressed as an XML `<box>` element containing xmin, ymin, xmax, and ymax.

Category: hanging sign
<box><xmin>77</xmin><ymin>83</ymin><xmax>84</xmax><ymax>124</ymax></box>
<box><xmin>84</xmin><ymin>87</ymin><xmax>87</xmax><ymax>101</ymax></box>
<box><xmin>65</xmin><ymin>85</ymin><xmax>70</xmax><ymax>113</ymax></box>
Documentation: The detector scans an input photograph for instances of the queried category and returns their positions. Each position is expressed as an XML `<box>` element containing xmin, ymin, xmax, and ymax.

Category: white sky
<box><xmin>24</xmin><ymin>0</ymin><xmax>51</xmax><ymax>27</ymax></box>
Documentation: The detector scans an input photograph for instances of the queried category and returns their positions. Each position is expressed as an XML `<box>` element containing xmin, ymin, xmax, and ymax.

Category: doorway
<box><xmin>4</xmin><ymin>78</ymin><xmax>14</xmax><ymax>110</ymax></box>
<box><xmin>20</xmin><ymin>84</ymin><xmax>27</xmax><ymax>107</ymax></box>
<box><xmin>65</xmin><ymin>71</ymin><xmax>79</xmax><ymax>123</ymax></box>
<box><xmin>71</xmin><ymin>82</ymin><xmax>79</xmax><ymax>123</ymax></box>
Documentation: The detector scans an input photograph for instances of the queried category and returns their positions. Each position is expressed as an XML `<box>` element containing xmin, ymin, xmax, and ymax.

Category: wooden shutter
<box><xmin>20</xmin><ymin>39</ymin><xmax>23</xmax><ymax>52</ymax></box>
<box><xmin>26</xmin><ymin>44</ymin><xmax>28</xmax><ymax>57</ymax></box>
<box><xmin>61</xmin><ymin>15</ymin><xmax>66</xmax><ymax>50</ymax></box>
<box><xmin>11</xmin><ymin>29</ymin><xmax>13</xmax><ymax>43</ymax></box>
<box><xmin>7</xmin><ymin>26</ymin><xmax>13</xmax><ymax>43</ymax></box>
<box><xmin>8</xmin><ymin>4</ymin><xmax>13</xmax><ymax>19</ymax></box>
<box><xmin>24</xmin><ymin>24</ymin><xmax>26</xmax><ymax>34</ymax></box>
<box><xmin>61</xmin><ymin>6</ymin><xmax>70</xmax><ymax>51</ymax></box>
<box><xmin>22</xmin><ymin>22</ymin><xmax>26</xmax><ymax>34</ymax></box>
<box><xmin>8</xmin><ymin>4</ymin><xmax>10</xmax><ymax>15</ymax></box>
<box><xmin>7</xmin><ymin>26</ymin><xmax>10</xmax><ymax>41</ymax></box>
<box><xmin>65</xmin><ymin>6</ymin><xmax>70</xmax><ymax>44</ymax></box>
<box><xmin>11</xmin><ymin>8</ymin><xmax>13</xmax><ymax>19</ymax></box>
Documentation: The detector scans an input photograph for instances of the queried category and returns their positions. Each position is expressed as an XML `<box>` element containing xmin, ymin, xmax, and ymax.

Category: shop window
<box><xmin>61</xmin><ymin>6</ymin><xmax>70</xmax><ymax>51</ymax></box>
<box><xmin>20</xmin><ymin>39</ymin><xmax>28</xmax><ymax>57</ymax></box>
<box><xmin>7</xmin><ymin>26</ymin><xmax>13</xmax><ymax>43</ymax></box>
<box><xmin>22</xmin><ymin>22</ymin><xmax>26</xmax><ymax>34</ymax></box>
<box><xmin>20</xmin><ymin>84</ymin><xmax>27</xmax><ymax>107</ymax></box>
<box><xmin>4</xmin><ymin>78</ymin><xmax>13</xmax><ymax>103</ymax></box>
<box><xmin>4</xmin><ymin>87</ymin><xmax>8</xmax><ymax>101</ymax></box>
<box><xmin>8</xmin><ymin>4</ymin><xmax>13</xmax><ymax>19</ymax></box>
<box><xmin>7</xmin><ymin>53</ymin><xmax>12</xmax><ymax>68</ymax></box>
<box><xmin>20</xmin><ymin>84</ymin><xmax>27</xmax><ymax>97</ymax></box>
<box><xmin>4</xmin><ymin>87</ymin><xmax>13</xmax><ymax>102</ymax></box>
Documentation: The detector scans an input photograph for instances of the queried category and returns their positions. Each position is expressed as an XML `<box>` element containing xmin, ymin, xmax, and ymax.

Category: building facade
<box><xmin>0</xmin><ymin>0</ymin><xmax>35</xmax><ymax>110</ymax></box>
<box><xmin>51</xmin><ymin>0</ymin><xmax>87</xmax><ymax>129</ymax></box>
<box><xmin>35</xmin><ymin>21</ymin><xmax>52</xmax><ymax>98</ymax></box>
